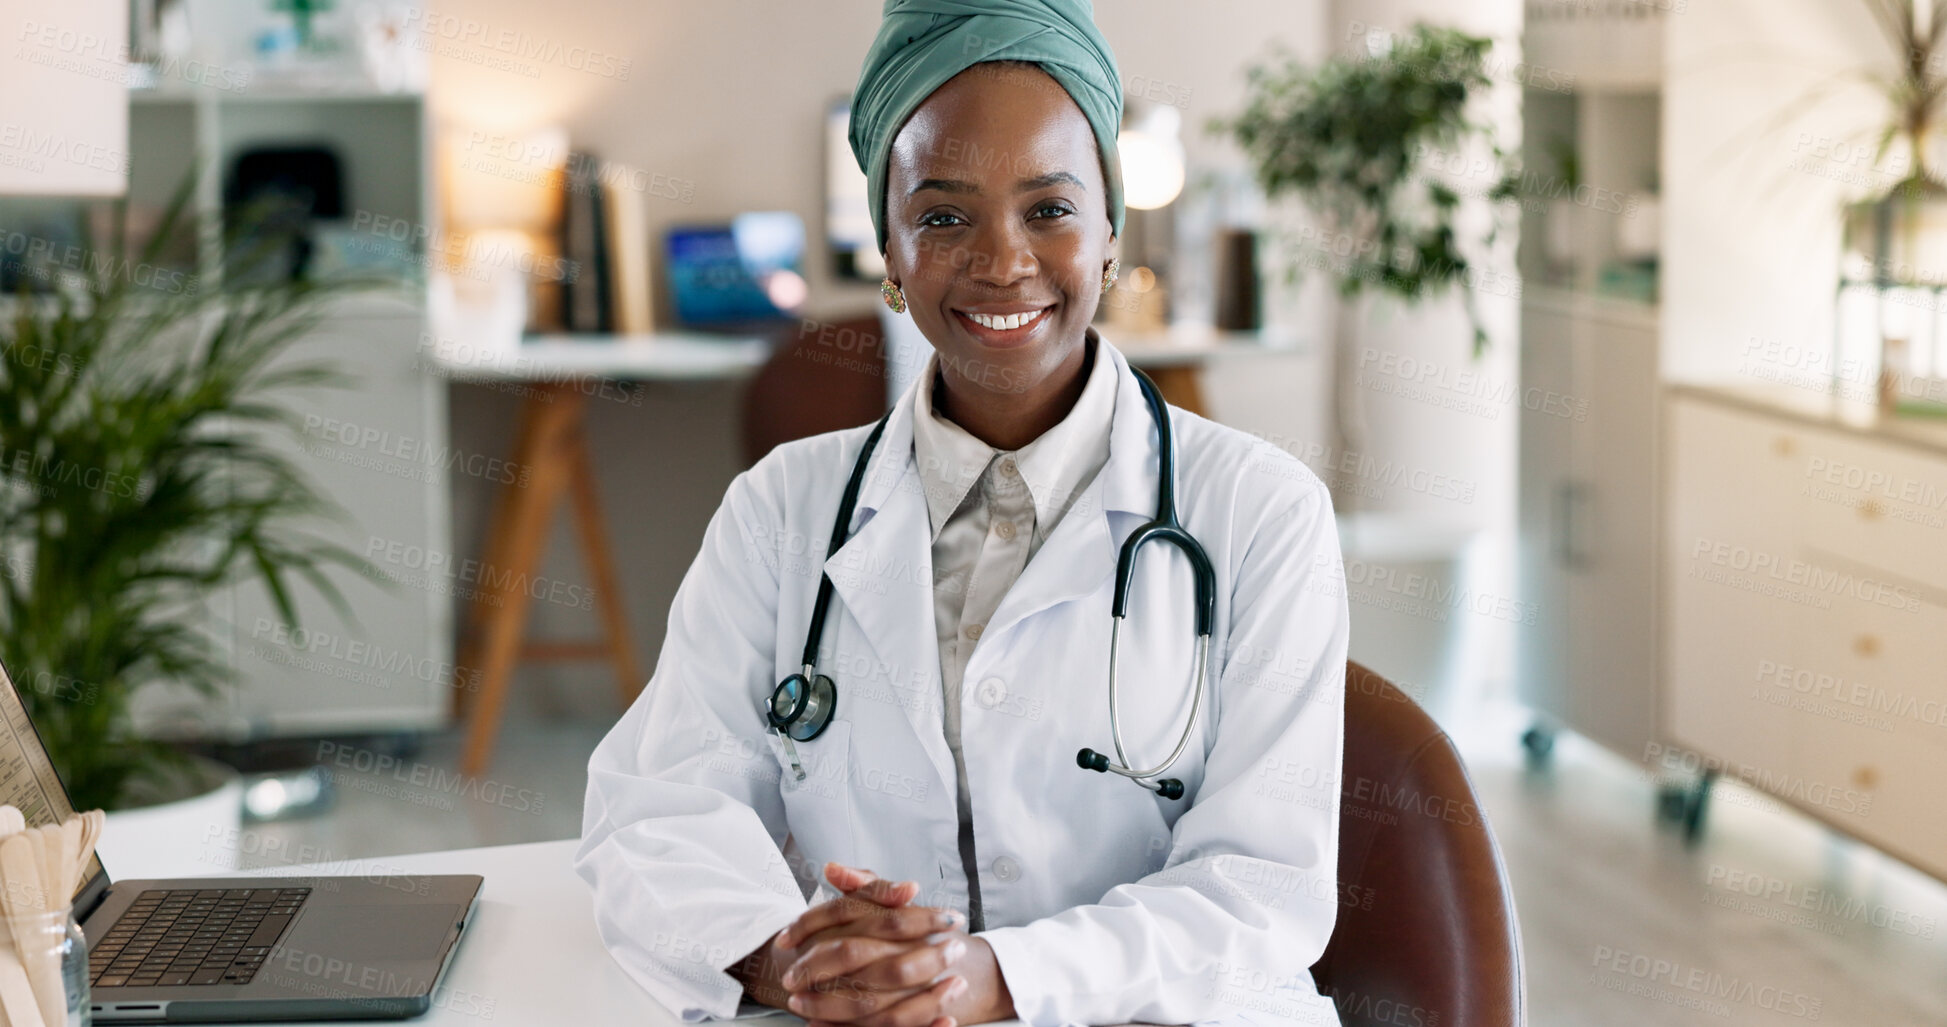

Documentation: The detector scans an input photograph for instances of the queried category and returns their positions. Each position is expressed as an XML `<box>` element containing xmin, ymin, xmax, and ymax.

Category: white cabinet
<box><xmin>1516</xmin><ymin>289</ymin><xmax>1660</xmax><ymax>759</ymax></box>
<box><xmin>1664</xmin><ymin>389</ymin><xmax>1947</xmax><ymax>879</ymax></box>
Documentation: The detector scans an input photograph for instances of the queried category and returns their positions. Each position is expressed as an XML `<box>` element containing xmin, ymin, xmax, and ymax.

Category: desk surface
<box><xmin>194</xmin><ymin>839</ymin><xmax>759</xmax><ymax>1027</ymax></box>
<box><xmin>198</xmin><ymin>839</ymin><xmax>1038</xmax><ymax>1027</ymax></box>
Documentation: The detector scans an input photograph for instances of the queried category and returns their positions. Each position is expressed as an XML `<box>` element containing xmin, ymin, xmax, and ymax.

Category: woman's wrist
<box><xmin>960</xmin><ymin>937</ymin><xmax>1017</xmax><ymax>1024</ymax></box>
<box><xmin>729</xmin><ymin>931</ymin><xmax>794</xmax><ymax>1010</ymax></box>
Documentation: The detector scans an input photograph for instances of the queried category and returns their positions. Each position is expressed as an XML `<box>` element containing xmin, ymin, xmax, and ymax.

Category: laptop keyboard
<box><xmin>90</xmin><ymin>887</ymin><xmax>311</xmax><ymax>989</ymax></box>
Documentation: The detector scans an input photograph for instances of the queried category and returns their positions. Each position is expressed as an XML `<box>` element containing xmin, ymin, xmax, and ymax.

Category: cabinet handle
<box><xmin>1854</xmin><ymin>634</ymin><xmax>1882</xmax><ymax>658</ymax></box>
<box><xmin>1554</xmin><ymin>481</ymin><xmax>1587</xmax><ymax>569</ymax></box>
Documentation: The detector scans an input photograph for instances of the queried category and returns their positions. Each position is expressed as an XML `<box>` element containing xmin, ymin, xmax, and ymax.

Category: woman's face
<box><xmin>883</xmin><ymin>62</ymin><xmax>1115</xmax><ymax>400</ymax></box>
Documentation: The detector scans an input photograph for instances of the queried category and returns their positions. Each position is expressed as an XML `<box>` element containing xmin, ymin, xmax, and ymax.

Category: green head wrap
<box><xmin>848</xmin><ymin>0</ymin><xmax>1125</xmax><ymax>257</ymax></box>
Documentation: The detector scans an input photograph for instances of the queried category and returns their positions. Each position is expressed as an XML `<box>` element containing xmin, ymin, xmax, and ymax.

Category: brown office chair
<box><xmin>740</xmin><ymin>311</ymin><xmax>890</xmax><ymax>467</ymax></box>
<box><xmin>1310</xmin><ymin>661</ymin><xmax>1527</xmax><ymax>1027</ymax></box>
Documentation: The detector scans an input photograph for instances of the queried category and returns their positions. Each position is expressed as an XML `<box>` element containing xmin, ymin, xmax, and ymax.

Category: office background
<box><xmin>2</xmin><ymin>0</ymin><xmax>1945</xmax><ymax>1024</ymax></box>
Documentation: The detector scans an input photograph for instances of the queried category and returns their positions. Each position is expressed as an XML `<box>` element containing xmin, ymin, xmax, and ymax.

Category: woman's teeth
<box><xmin>964</xmin><ymin>308</ymin><xmax>1048</xmax><ymax>331</ymax></box>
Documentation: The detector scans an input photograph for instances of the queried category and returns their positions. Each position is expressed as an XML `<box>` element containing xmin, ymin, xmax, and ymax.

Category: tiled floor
<box><xmin>241</xmin><ymin>701</ymin><xmax>1947</xmax><ymax>1025</ymax></box>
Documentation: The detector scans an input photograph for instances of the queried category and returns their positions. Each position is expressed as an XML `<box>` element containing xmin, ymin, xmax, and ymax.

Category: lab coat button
<box><xmin>992</xmin><ymin>856</ymin><xmax>1021</xmax><ymax>882</ymax></box>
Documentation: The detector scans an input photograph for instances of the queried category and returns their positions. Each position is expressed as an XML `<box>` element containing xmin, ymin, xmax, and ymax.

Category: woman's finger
<box><xmin>782</xmin><ymin>895</ymin><xmax>963</xmax><ymax>950</ymax></box>
<box><xmin>826</xmin><ymin>862</ymin><xmax>920</xmax><ymax>908</ymax></box>
<box><xmin>834</xmin><ymin>933</ymin><xmax>966</xmax><ymax>992</ymax></box>
<box><xmin>783</xmin><ymin>927</ymin><xmax>958</xmax><ymax>994</ymax></box>
<box><xmin>783</xmin><ymin>942</ymin><xmax>926</xmax><ymax>1023</ymax></box>
<box><xmin>850</xmin><ymin>974</ymin><xmax>966</xmax><ymax>1027</ymax></box>
<box><xmin>789</xmin><ymin>970</ymin><xmax>961</xmax><ymax>1027</ymax></box>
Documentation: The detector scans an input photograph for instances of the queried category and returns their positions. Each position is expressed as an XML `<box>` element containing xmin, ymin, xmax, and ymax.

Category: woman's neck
<box><xmin>935</xmin><ymin>333</ymin><xmax>1095</xmax><ymax>451</ymax></box>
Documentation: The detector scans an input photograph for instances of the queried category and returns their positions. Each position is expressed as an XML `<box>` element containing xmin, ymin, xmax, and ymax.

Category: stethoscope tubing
<box><xmin>769</xmin><ymin>359</ymin><xmax>1216</xmax><ymax>799</ymax></box>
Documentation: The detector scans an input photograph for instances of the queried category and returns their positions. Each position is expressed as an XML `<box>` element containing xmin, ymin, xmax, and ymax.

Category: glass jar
<box><xmin>9</xmin><ymin>908</ymin><xmax>90</xmax><ymax>1026</ymax></box>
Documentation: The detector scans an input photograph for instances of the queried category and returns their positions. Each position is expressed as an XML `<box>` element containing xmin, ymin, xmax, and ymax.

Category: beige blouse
<box><xmin>908</xmin><ymin>328</ymin><xmax>1117</xmax><ymax>928</ymax></box>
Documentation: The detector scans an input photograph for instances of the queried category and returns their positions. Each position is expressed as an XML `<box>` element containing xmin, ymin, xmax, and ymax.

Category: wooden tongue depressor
<box><xmin>53</xmin><ymin>825</ymin><xmax>77</xmax><ymax>909</ymax></box>
<box><xmin>0</xmin><ymin>834</ymin><xmax>46</xmax><ymax>1027</ymax></box>
<box><xmin>0</xmin><ymin>929</ymin><xmax>35</xmax><ymax>1027</ymax></box>
<box><xmin>76</xmin><ymin>812</ymin><xmax>103</xmax><ymax>884</ymax></box>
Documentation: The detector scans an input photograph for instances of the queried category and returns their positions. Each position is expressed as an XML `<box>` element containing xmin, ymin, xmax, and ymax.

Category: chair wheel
<box><xmin>1520</xmin><ymin>725</ymin><xmax>1556</xmax><ymax>764</ymax></box>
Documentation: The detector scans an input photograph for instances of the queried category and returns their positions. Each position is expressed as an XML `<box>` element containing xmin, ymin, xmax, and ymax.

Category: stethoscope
<box><xmin>767</xmin><ymin>365</ymin><xmax>1215</xmax><ymax>800</ymax></box>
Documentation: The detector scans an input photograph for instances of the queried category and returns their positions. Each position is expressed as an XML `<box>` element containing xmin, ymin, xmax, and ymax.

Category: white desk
<box><xmin>218</xmin><ymin>839</ymin><xmax>1038</xmax><ymax>1027</ymax></box>
<box><xmin>215</xmin><ymin>839</ymin><xmax>670</xmax><ymax>1026</ymax></box>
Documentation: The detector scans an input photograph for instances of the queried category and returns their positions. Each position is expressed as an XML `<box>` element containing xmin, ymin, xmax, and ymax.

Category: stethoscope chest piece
<box><xmin>768</xmin><ymin>671</ymin><xmax>837</xmax><ymax>742</ymax></box>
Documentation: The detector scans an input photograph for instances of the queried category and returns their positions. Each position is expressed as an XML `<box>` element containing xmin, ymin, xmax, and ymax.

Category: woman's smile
<box><xmin>952</xmin><ymin>304</ymin><xmax>1057</xmax><ymax>347</ymax></box>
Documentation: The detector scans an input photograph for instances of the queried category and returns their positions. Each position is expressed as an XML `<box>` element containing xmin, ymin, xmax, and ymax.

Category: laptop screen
<box><xmin>0</xmin><ymin>657</ymin><xmax>107</xmax><ymax>905</ymax></box>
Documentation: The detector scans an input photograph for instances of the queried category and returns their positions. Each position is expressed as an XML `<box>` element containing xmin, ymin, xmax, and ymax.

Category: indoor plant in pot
<box><xmin>0</xmin><ymin>177</ymin><xmax>370</xmax><ymax>820</ymax></box>
<box><xmin>1210</xmin><ymin>24</ymin><xmax>1517</xmax><ymax>510</ymax></box>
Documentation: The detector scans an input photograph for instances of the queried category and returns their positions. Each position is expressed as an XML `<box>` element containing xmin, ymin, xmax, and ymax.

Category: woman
<box><xmin>576</xmin><ymin>3</ymin><xmax>1348</xmax><ymax>1026</ymax></box>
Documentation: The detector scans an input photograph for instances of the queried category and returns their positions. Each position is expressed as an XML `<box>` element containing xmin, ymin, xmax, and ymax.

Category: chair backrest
<box><xmin>1310</xmin><ymin>661</ymin><xmax>1526</xmax><ymax>1027</ymax></box>
<box><xmin>739</xmin><ymin>312</ymin><xmax>890</xmax><ymax>467</ymax></box>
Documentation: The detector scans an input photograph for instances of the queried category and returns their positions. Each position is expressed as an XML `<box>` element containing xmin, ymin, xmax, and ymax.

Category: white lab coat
<box><xmin>576</xmin><ymin>340</ymin><xmax>1348</xmax><ymax>1027</ymax></box>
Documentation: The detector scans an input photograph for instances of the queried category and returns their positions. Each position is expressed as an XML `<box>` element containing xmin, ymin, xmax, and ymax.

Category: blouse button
<box><xmin>992</xmin><ymin>856</ymin><xmax>1021</xmax><ymax>882</ymax></box>
<box><xmin>965</xmin><ymin>623</ymin><xmax>983</xmax><ymax>641</ymax></box>
<box><xmin>994</xmin><ymin>520</ymin><xmax>1017</xmax><ymax>540</ymax></box>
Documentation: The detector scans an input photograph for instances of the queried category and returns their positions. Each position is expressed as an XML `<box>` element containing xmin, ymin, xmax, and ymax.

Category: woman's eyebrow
<box><xmin>910</xmin><ymin>170</ymin><xmax>1087</xmax><ymax>196</ymax></box>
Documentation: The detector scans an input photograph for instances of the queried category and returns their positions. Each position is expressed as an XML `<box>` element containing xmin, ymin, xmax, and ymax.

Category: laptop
<box><xmin>0</xmin><ymin>657</ymin><xmax>482</xmax><ymax>1022</ymax></box>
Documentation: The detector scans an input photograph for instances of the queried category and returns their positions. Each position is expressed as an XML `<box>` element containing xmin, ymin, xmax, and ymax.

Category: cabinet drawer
<box><xmin>1789</xmin><ymin>703</ymin><xmax>1947</xmax><ymax>879</ymax></box>
<box><xmin>1781</xmin><ymin>424</ymin><xmax>1947</xmax><ymax>585</ymax></box>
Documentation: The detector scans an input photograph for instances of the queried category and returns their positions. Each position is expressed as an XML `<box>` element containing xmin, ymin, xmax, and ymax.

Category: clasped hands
<box><xmin>737</xmin><ymin>862</ymin><xmax>1014</xmax><ymax>1027</ymax></box>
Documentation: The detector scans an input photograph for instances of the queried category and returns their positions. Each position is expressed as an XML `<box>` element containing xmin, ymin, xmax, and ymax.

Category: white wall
<box><xmin>1662</xmin><ymin>0</ymin><xmax>1890</xmax><ymax>382</ymax></box>
<box><xmin>426</xmin><ymin>1</ymin><xmax>1337</xmax><ymax>717</ymax></box>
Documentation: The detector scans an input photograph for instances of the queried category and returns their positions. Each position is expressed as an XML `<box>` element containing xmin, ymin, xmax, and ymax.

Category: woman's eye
<box><xmin>1033</xmin><ymin>204</ymin><xmax>1073</xmax><ymax>220</ymax></box>
<box><xmin>920</xmin><ymin>212</ymin><xmax>965</xmax><ymax>228</ymax></box>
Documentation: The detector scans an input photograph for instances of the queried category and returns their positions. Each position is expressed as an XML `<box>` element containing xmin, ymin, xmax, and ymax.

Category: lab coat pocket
<box><xmin>762</xmin><ymin>719</ymin><xmax>856</xmax><ymax>867</ymax></box>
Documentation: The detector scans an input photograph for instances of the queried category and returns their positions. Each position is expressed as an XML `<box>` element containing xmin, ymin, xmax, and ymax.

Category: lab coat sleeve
<box><xmin>574</xmin><ymin>465</ymin><xmax>809</xmax><ymax>1021</ymax></box>
<box><xmin>978</xmin><ymin>477</ymin><xmax>1349</xmax><ymax>1027</ymax></box>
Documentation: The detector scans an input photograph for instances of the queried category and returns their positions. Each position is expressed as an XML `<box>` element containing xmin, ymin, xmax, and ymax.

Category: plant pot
<box><xmin>97</xmin><ymin>754</ymin><xmax>244</xmax><ymax>880</ymax></box>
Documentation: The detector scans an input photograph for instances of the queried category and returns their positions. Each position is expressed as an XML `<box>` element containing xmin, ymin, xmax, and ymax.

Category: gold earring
<box><xmin>1102</xmin><ymin>259</ymin><xmax>1120</xmax><ymax>291</ymax></box>
<box><xmin>880</xmin><ymin>277</ymin><xmax>906</xmax><ymax>313</ymax></box>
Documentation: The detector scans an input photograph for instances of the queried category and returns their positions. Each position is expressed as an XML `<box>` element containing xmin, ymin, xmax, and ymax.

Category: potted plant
<box><xmin>0</xmin><ymin>176</ymin><xmax>371</xmax><ymax>815</ymax></box>
<box><xmin>1209</xmin><ymin>24</ymin><xmax>1517</xmax><ymax>510</ymax></box>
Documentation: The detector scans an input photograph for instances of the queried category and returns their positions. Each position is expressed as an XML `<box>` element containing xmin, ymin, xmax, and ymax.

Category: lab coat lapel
<box><xmin>983</xmin><ymin>340</ymin><xmax>1160</xmax><ymax>642</ymax></box>
<box><xmin>821</xmin><ymin>388</ymin><xmax>959</xmax><ymax>795</ymax></box>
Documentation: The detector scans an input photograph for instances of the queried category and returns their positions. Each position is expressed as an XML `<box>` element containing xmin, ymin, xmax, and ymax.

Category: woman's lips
<box><xmin>953</xmin><ymin>305</ymin><xmax>1053</xmax><ymax>345</ymax></box>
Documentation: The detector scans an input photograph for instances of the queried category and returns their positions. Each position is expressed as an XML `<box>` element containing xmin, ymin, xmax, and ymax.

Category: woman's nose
<box><xmin>964</xmin><ymin>222</ymin><xmax>1035</xmax><ymax>288</ymax></box>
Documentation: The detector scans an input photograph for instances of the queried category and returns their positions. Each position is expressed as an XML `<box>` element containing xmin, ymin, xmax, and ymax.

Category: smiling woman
<box><xmin>575</xmin><ymin>4</ymin><xmax>1350</xmax><ymax>1027</ymax></box>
